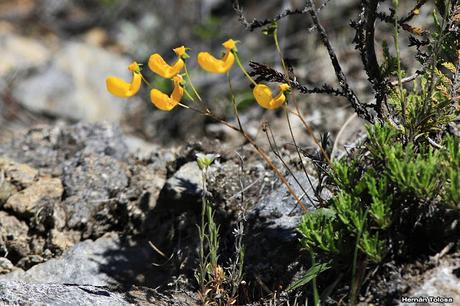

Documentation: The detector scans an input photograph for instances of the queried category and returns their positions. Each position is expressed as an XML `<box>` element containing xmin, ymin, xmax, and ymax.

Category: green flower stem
<box><xmin>227</xmin><ymin>72</ymin><xmax>244</xmax><ymax>132</ymax></box>
<box><xmin>198</xmin><ymin>169</ymin><xmax>207</xmax><ymax>294</ymax></box>
<box><xmin>140</xmin><ymin>74</ymin><xmax>153</xmax><ymax>88</ymax></box>
<box><xmin>184</xmin><ymin>88</ymin><xmax>196</xmax><ymax>102</ymax></box>
<box><xmin>184</xmin><ymin>63</ymin><xmax>203</xmax><ymax>102</ymax></box>
<box><xmin>233</xmin><ymin>51</ymin><xmax>257</xmax><ymax>86</ymax></box>
<box><xmin>273</xmin><ymin>28</ymin><xmax>288</xmax><ymax>75</ymax></box>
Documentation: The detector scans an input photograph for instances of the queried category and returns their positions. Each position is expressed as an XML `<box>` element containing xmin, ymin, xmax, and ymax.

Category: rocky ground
<box><xmin>0</xmin><ymin>122</ymin><xmax>457</xmax><ymax>305</ymax></box>
<box><xmin>0</xmin><ymin>0</ymin><xmax>458</xmax><ymax>305</ymax></box>
<box><xmin>0</xmin><ymin>122</ymin><xmax>312</xmax><ymax>305</ymax></box>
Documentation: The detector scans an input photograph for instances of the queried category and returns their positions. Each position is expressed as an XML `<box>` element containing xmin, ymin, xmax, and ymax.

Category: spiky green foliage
<box><xmin>388</xmin><ymin>74</ymin><xmax>456</xmax><ymax>140</ymax></box>
<box><xmin>298</xmin><ymin>69</ymin><xmax>460</xmax><ymax>302</ymax></box>
<box><xmin>293</xmin><ymin>2</ymin><xmax>460</xmax><ymax>304</ymax></box>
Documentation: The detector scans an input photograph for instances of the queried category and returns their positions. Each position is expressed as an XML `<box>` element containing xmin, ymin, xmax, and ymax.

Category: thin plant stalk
<box><xmin>197</xmin><ymin>172</ymin><xmax>207</xmax><ymax>295</ymax></box>
<box><xmin>273</xmin><ymin>26</ymin><xmax>325</xmax><ymax>203</ymax></box>
<box><xmin>349</xmin><ymin>209</ymin><xmax>369</xmax><ymax>306</ymax></box>
<box><xmin>227</xmin><ymin>72</ymin><xmax>245</xmax><ymax>132</ymax></box>
<box><xmin>264</xmin><ymin>122</ymin><xmax>316</xmax><ymax>206</ymax></box>
<box><xmin>393</xmin><ymin>0</ymin><xmax>407</xmax><ymax>137</ymax></box>
<box><xmin>178</xmin><ymin>52</ymin><xmax>309</xmax><ymax>211</ymax></box>
<box><xmin>184</xmin><ymin>88</ymin><xmax>197</xmax><ymax>102</ymax></box>
<box><xmin>311</xmin><ymin>252</ymin><xmax>320</xmax><ymax>306</ymax></box>
<box><xmin>178</xmin><ymin>102</ymin><xmax>309</xmax><ymax>212</ymax></box>
<box><xmin>234</xmin><ymin>52</ymin><xmax>258</xmax><ymax>86</ymax></box>
<box><xmin>273</xmin><ymin>26</ymin><xmax>332</xmax><ymax>167</ymax></box>
<box><xmin>184</xmin><ymin>63</ymin><xmax>203</xmax><ymax>102</ymax></box>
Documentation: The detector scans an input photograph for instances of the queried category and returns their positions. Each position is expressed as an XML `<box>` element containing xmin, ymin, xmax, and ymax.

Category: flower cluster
<box><xmin>106</xmin><ymin>38</ymin><xmax>290</xmax><ymax>111</ymax></box>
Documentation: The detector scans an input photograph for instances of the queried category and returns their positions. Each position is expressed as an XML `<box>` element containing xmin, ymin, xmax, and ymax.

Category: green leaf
<box><xmin>287</xmin><ymin>262</ymin><xmax>331</xmax><ymax>292</ymax></box>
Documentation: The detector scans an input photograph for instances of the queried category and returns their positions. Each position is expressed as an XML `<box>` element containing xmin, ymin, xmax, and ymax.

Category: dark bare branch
<box><xmin>351</xmin><ymin>0</ymin><xmax>386</xmax><ymax>119</ymax></box>
<box><xmin>249</xmin><ymin>62</ymin><xmax>345</xmax><ymax>97</ymax></box>
<box><xmin>231</xmin><ymin>0</ymin><xmax>308</xmax><ymax>31</ymax></box>
<box><xmin>306</xmin><ymin>0</ymin><xmax>373</xmax><ymax>121</ymax></box>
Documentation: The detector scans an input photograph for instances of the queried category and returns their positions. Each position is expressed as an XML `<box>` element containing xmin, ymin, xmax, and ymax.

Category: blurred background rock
<box><xmin>0</xmin><ymin>0</ymin><xmax>424</xmax><ymax>150</ymax></box>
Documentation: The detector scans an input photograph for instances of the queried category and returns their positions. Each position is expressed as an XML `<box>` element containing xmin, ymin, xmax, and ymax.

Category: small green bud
<box><xmin>262</xmin><ymin>22</ymin><xmax>278</xmax><ymax>36</ymax></box>
<box><xmin>196</xmin><ymin>153</ymin><xmax>220</xmax><ymax>170</ymax></box>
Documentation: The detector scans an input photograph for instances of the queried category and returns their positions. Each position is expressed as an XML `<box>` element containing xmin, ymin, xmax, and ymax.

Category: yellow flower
<box><xmin>197</xmin><ymin>39</ymin><xmax>237</xmax><ymax>74</ymax></box>
<box><xmin>106</xmin><ymin>62</ymin><xmax>142</xmax><ymax>98</ymax></box>
<box><xmin>173</xmin><ymin>46</ymin><xmax>187</xmax><ymax>57</ymax></box>
<box><xmin>148</xmin><ymin>46</ymin><xmax>186</xmax><ymax>78</ymax></box>
<box><xmin>253</xmin><ymin>83</ymin><xmax>290</xmax><ymax>110</ymax></box>
<box><xmin>150</xmin><ymin>75</ymin><xmax>184</xmax><ymax>111</ymax></box>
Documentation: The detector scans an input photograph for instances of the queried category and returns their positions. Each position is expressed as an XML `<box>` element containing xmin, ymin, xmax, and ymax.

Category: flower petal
<box><xmin>150</xmin><ymin>89</ymin><xmax>176</xmax><ymax>111</ymax></box>
<box><xmin>253</xmin><ymin>84</ymin><xmax>288</xmax><ymax>109</ymax></box>
<box><xmin>222</xmin><ymin>39</ymin><xmax>237</xmax><ymax>50</ymax></box>
<box><xmin>197</xmin><ymin>51</ymin><xmax>234</xmax><ymax>74</ymax></box>
<box><xmin>173</xmin><ymin>46</ymin><xmax>187</xmax><ymax>57</ymax></box>
<box><xmin>150</xmin><ymin>75</ymin><xmax>184</xmax><ymax>111</ymax></box>
<box><xmin>148</xmin><ymin>53</ymin><xmax>184</xmax><ymax>78</ymax></box>
<box><xmin>253</xmin><ymin>84</ymin><xmax>274</xmax><ymax>109</ymax></box>
<box><xmin>106</xmin><ymin>73</ymin><xmax>141</xmax><ymax>98</ymax></box>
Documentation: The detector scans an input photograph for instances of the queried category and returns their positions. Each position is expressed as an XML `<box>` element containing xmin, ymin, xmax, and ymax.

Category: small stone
<box><xmin>62</xmin><ymin>154</ymin><xmax>129</xmax><ymax>231</ymax></box>
<box><xmin>0</xmin><ymin>158</ymin><xmax>37</xmax><ymax>187</ymax></box>
<box><xmin>0</xmin><ymin>211</ymin><xmax>29</xmax><ymax>260</ymax></box>
<box><xmin>4</xmin><ymin>177</ymin><xmax>63</xmax><ymax>217</ymax></box>
<box><xmin>0</xmin><ymin>179</ymin><xmax>16</xmax><ymax>205</ymax></box>
<box><xmin>29</xmin><ymin>236</ymin><xmax>46</xmax><ymax>255</ymax></box>
<box><xmin>0</xmin><ymin>257</ymin><xmax>15</xmax><ymax>274</ymax></box>
<box><xmin>0</xmin><ymin>31</ymin><xmax>51</xmax><ymax>77</ymax></box>
<box><xmin>164</xmin><ymin>162</ymin><xmax>203</xmax><ymax>201</ymax></box>
<box><xmin>30</xmin><ymin>200</ymin><xmax>66</xmax><ymax>233</ymax></box>
<box><xmin>1</xmin><ymin>233</ymin><xmax>123</xmax><ymax>286</ymax></box>
<box><xmin>82</xmin><ymin>27</ymin><xmax>108</xmax><ymax>47</ymax></box>
<box><xmin>16</xmin><ymin>255</ymin><xmax>45</xmax><ymax>270</ymax></box>
<box><xmin>48</xmin><ymin>230</ymin><xmax>81</xmax><ymax>254</ymax></box>
<box><xmin>12</xmin><ymin>42</ymin><xmax>139</xmax><ymax>122</ymax></box>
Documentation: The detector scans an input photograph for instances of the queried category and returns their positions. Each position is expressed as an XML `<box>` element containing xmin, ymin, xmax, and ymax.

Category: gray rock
<box><xmin>0</xmin><ymin>280</ymin><xmax>133</xmax><ymax>306</ymax></box>
<box><xmin>0</xmin><ymin>122</ymin><xmax>129</xmax><ymax>174</ymax></box>
<box><xmin>125</xmin><ymin>161</ymin><xmax>167</xmax><ymax>230</ymax></box>
<box><xmin>16</xmin><ymin>255</ymin><xmax>45</xmax><ymax>271</ymax></box>
<box><xmin>243</xmin><ymin>171</ymin><xmax>320</xmax><ymax>291</ymax></box>
<box><xmin>164</xmin><ymin>161</ymin><xmax>203</xmax><ymax>201</ymax></box>
<box><xmin>62</xmin><ymin>154</ymin><xmax>129</xmax><ymax>233</ymax></box>
<box><xmin>1</xmin><ymin>233</ymin><xmax>119</xmax><ymax>286</ymax></box>
<box><xmin>0</xmin><ymin>158</ymin><xmax>37</xmax><ymax>188</ymax></box>
<box><xmin>48</xmin><ymin>230</ymin><xmax>81</xmax><ymax>254</ymax></box>
<box><xmin>0</xmin><ymin>212</ymin><xmax>30</xmax><ymax>261</ymax></box>
<box><xmin>0</xmin><ymin>233</ymin><xmax>153</xmax><ymax>289</ymax></box>
<box><xmin>12</xmin><ymin>42</ymin><xmax>140</xmax><ymax>122</ymax></box>
<box><xmin>123</xmin><ymin>135</ymin><xmax>161</xmax><ymax>159</ymax></box>
<box><xmin>0</xmin><ymin>180</ymin><xmax>16</xmax><ymax>206</ymax></box>
<box><xmin>400</xmin><ymin>257</ymin><xmax>460</xmax><ymax>306</ymax></box>
<box><xmin>251</xmin><ymin>171</ymin><xmax>319</xmax><ymax>241</ymax></box>
<box><xmin>0</xmin><ymin>31</ymin><xmax>51</xmax><ymax>78</ymax></box>
<box><xmin>0</xmin><ymin>258</ymin><xmax>15</xmax><ymax>274</ymax></box>
<box><xmin>4</xmin><ymin>177</ymin><xmax>63</xmax><ymax>218</ymax></box>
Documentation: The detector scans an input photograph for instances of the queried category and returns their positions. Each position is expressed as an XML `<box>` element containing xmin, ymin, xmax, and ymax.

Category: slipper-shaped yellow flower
<box><xmin>106</xmin><ymin>62</ymin><xmax>142</xmax><ymax>98</ymax></box>
<box><xmin>148</xmin><ymin>46</ymin><xmax>186</xmax><ymax>78</ymax></box>
<box><xmin>150</xmin><ymin>75</ymin><xmax>184</xmax><ymax>111</ymax></box>
<box><xmin>253</xmin><ymin>83</ymin><xmax>290</xmax><ymax>110</ymax></box>
<box><xmin>197</xmin><ymin>39</ymin><xmax>237</xmax><ymax>74</ymax></box>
